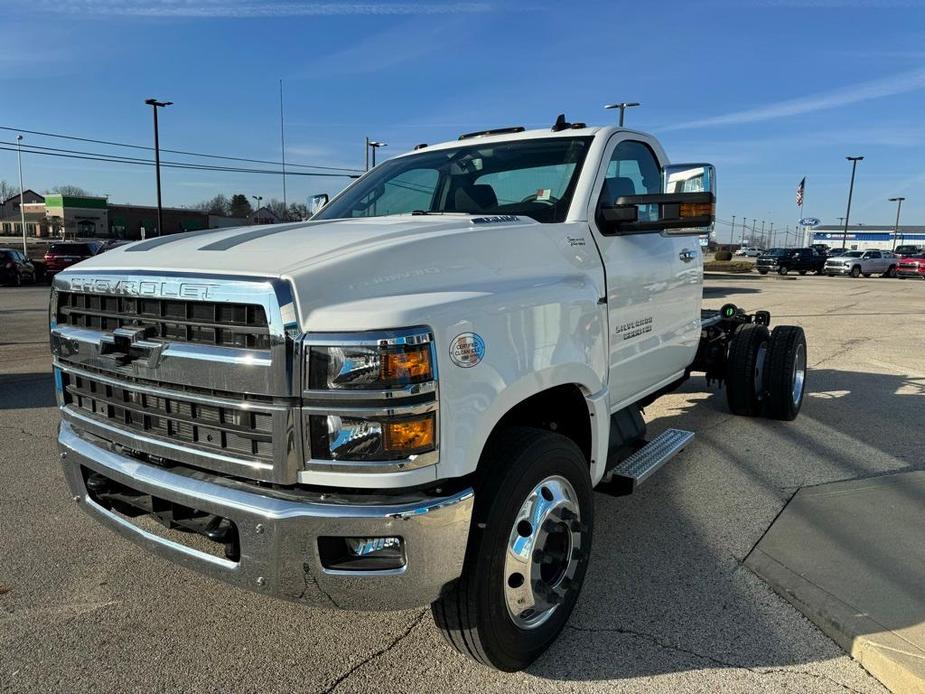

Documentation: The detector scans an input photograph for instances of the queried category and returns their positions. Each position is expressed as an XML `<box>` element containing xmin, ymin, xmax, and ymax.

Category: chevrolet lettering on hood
<box><xmin>65</xmin><ymin>276</ymin><xmax>220</xmax><ymax>300</ymax></box>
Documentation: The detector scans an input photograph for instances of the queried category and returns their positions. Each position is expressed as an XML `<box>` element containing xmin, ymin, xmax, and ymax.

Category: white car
<box><xmin>735</xmin><ymin>247</ymin><xmax>762</xmax><ymax>257</ymax></box>
<box><xmin>49</xmin><ymin>117</ymin><xmax>807</xmax><ymax>671</ymax></box>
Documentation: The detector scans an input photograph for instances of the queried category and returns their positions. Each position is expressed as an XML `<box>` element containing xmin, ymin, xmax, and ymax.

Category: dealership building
<box><xmin>1</xmin><ymin>192</ymin><xmax>248</xmax><ymax>239</ymax></box>
<box><xmin>810</xmin><ymin>225</ymin><xmax>925</xmax><ymax>252</ymax></box>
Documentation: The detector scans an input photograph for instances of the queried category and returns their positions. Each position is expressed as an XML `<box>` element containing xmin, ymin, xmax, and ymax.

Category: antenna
<box><xmin>604</xmin><ymin>102</ymin><xmax>640</xmax><ymax>127</ymax></box>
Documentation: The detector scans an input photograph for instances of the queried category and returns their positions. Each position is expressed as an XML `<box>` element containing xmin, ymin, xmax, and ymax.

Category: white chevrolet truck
<box><xmin>50</xmin><ymin>117</ymin><xmax>807</xmax><ymax>671</ymax></box>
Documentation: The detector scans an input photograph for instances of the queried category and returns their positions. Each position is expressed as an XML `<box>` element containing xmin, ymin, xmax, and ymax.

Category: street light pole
<box><xmin>768</xmin><ymin>222</ymin><xmax>774</xmax><ymax>248</ymax></box>
<box><xmin>888</xmin><ymin>196</ymin><xmax>905</xmax><ymax>251</ymax></box>
<box><xmin>144</xmin><ymin>98</ymin><xmax>172</xmax><ymax>236</ymax></box>
<box><xmin>367</xmin><ymin>139</ymin><xmax>387</xmax><ymax>169</ymax></box>
<box><xmin>252</xmin><ymin>195</ymin><xmax>263</xmax><ymax>223</ymax></box>
<box><xmin>605</xmin><ymin>102</ymin><xmax>640</xmax><ymax>127</ymax></box>
<box><xmin>16</xmin><ymin>135</ymin><xmax>27</xmax><ymax>255</ymax></box>
<box><xmin>842</xmin><ymin>156</ymin><xmax>863</xmax><ymax>250</ymax></box>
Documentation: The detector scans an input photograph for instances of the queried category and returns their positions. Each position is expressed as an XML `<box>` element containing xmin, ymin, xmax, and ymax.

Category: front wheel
<box><xmin>883</xmin><ymin>265</ymin><xmax>896</xmax><ymax>278</ymax></box>
<box><xmin>432</xmin><ymin>427</ymin><xmax>593</xmax><ymax>671</ymax></box>
<box><xmin>850</xmin><ymin>265</ymin><xmax>862</xmax><ymax>278</ymax></box>
<box><xmin>778</xmin><ymin>266</ymin><xmax>789</xmax><ymax>276</ymax></box>
<box><xmin>758</xmin><ymin>270</ymin><xmax>768</xmax><ymax>275</ymax></box>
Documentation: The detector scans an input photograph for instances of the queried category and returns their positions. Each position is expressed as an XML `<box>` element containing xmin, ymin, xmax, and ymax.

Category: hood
<box><xmin>64</xmin><ymin>215</ymin><xmax>606</xmax><ymax>332</ymax></box>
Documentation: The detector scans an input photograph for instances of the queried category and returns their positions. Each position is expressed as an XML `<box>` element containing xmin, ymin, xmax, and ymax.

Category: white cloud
<box><xmin>666</xmin><ymin>66</ymin><xmax>925</xmax><ymax>130</ymax></box>
<box><xmin>34</xmin><ymin>1</ymin><xmax>492</xmax><ymax>18</ymax></box>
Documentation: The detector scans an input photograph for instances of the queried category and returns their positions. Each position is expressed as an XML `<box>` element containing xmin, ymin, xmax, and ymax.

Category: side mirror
<box><xmin>599</xmin><ymin>163</ymin><xmax>715</xmax><ymax>236</ymax></box>
<box><xmin>309</xmin><ymin>193</ymin><xmax>329</xmax><ymax>216</ymax></box>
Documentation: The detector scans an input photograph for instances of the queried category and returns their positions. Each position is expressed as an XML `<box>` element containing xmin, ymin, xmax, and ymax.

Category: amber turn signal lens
<box><xmin>679</xmin><ymin>202</ymin><xmax>714</xmax><ymax>218</ymax></box>
<box><xmin>381</xmin><ymin>345</ymin><xmax>433</xmax><ymax>383</ymax></box>
<box><xmin>384</xmin><ymin>415</ymin><xmax>436</xmax><ymax>454</ymax></box>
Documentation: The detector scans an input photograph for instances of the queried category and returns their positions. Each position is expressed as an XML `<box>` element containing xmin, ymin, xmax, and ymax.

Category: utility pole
<box><xmin>16</xmin><ymin>135</ymin><xmax>27</xmax><ymax>255</ymax></box>
<box><xmin>842</xmin><ymin>156</ymin><xmax>863</xmax><ymax>249</ymax></box>
<box><xmin>730</xmin><ymin>215</ymin><xmax>735</xmax><ymax>246</ymax></box>
<box><xmin>768</xmin><ymin>222</ymin><xmax>774</xmax><ymax>248</ymax></box>
<box><xmin>760</xmin><ymin>220</ymin><xmax>766</xmax><ymax>247</ymax></box>
<box><xmin>604</xmin><ymin>102</ymin><xmax>640</xmax><ymax>127</ymax></box>
<box><xmin>144</xmin><ymin>98</ymin><xmax>172</xmax><ymax>236</ymax></box>
<box><xmin>889</xmin><ymin>196</ymin><xmax>905</xmax><ymax>251</ymax></box>
<box><xmin>752</xmin><ymin>219</ymin><xmax>758</xmax><ymax>246</ymax></box>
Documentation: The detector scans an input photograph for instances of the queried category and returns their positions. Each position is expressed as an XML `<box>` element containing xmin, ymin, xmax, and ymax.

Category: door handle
<box><xmin>679</xmin><ymin>249</ymin><xmax>696</xmax><ymax>262</ymax></box>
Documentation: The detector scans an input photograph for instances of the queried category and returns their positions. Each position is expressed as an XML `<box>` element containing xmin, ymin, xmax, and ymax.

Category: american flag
<box><xmin>796</xmin><ymin>177</ymin><xmax>805</xmax><ymax>207</ymax></box>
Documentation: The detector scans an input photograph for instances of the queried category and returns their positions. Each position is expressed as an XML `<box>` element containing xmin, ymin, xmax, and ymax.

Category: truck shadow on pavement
<box><xmin>702</xmin><ymin>285</ymin><xmax>762</xmax><ymax>299</ymax></box>
<box><xmin>529</xmin><ymin>366</ymin><xmax>923</xmax><ymax>683</ymax></box>
<box><xmin>0</xmin><ymin>372</ymin><xmax>56</xmax><ymax>410</ymax></box>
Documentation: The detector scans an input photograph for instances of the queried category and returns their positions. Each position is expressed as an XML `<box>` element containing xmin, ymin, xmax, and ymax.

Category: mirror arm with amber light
<box><xmin>601</xmin><ymin>191</ymin><xmax>715</xmax><ymax>234</ymax></box>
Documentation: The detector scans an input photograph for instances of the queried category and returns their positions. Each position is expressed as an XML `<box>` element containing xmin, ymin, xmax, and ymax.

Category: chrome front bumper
<box><xmin>825</xmin><ymin>266</ymin><xmax>851</xmax><ymax>275</ymax></box>
<box><xmin>59</xmin><ymin>421</ymin><xmax>474</xmax><ymax>611</ymax></box>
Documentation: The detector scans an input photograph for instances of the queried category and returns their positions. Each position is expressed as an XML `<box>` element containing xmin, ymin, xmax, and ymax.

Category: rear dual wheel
<box><xmin>726</xmin><ymin>324</ymin><xmax>807</xmax><ymax>420</ymax></box>
<box><xmin>432</xmin><ymin>427</ymin><xmax>593</xmax><ymax>672</ymax></box>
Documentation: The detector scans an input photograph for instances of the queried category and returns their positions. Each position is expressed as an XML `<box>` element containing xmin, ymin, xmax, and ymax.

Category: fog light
<box><xmin>318</xmin><ymin>536</ymin><xmax>405</xmax><ymax>571</ymax></box>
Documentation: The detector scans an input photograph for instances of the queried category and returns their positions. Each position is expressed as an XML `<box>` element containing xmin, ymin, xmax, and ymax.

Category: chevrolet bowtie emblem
<box><xmin>99</xmin><ymin>327</ymin><xmax>165</xmax><ymax>369</ymax></box>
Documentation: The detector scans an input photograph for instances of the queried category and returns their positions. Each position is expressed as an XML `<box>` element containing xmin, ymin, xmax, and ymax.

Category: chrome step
<box><xmin>599</xmin><ymin>428</ymin><xmax>694</xmax><ymax>496</ymax></box>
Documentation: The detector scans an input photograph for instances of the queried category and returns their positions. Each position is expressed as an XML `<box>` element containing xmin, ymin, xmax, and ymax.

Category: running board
<box><xmin>598</xmin><ymin>429</ymin><xmax>695</xmax><ymax>496</ymax></box>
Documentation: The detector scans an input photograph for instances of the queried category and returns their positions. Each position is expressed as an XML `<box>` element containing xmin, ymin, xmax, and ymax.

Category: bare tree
<box><xmin>0</xmin><ymin>180</ymin><xmax>19</xmax><ymax>203</ymax></box>
<box><xmin>193</xmin><ymin>194</ymin><xmax>232</xmax><ymax>216</ymax></box>
<box><xmin>49</xmin><ymin>185</ymin><xmax>94</xmax><ymax>197</ymax></box>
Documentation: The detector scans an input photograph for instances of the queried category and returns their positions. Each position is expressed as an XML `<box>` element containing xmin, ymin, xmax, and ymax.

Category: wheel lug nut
<box><xmin>559</xmin><ymin>508</ymin><xmax>576</xmax><ymax>521</ymax></box>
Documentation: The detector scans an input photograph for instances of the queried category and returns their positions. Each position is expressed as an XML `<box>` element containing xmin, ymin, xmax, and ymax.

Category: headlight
<box><xmin>303</xmin><ymin>329</ymin><xmax>438</xmax><ymax>466</ymax></box>
<box><xmin>307</xmin><ymin>338</ymin><xmax>433</xmax><ymax>390</ymax></box>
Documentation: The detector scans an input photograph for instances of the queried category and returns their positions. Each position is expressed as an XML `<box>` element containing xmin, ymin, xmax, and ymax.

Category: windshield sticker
<box><xmin>449</xmin><ymin>332</ymin><xmax>485</xmax><ymax>368</ymax></box>
<box><xmin>537</xmin><ymin>188</ymin><xmax>552</xmax><ymax>201</ymax></box>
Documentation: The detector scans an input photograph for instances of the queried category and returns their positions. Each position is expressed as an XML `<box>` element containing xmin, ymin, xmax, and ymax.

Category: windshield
<box><xmin>763</xmin><ymin>248</ymin><xmax>789</xmax><ymax>257</ymax></box>
<box><xmin>844</xmin><ymin>251</ymin><xmax>863</xmax><ymax>257</ymax></box>
<box><xmin>315</xmin><ymin>137</ymin><xmax>593</xmax><ymax>224</ymax></box>
<box><xmin>896</xmin><ymin>245</ymin><xmax>920</xmax><ymax>253</ymax></box>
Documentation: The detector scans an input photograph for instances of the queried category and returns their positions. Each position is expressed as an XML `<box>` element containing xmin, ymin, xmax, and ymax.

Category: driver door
<box><xmin>589</xmin><ymin>137</ymin><xmax>703</xmax><ymax>409</ymax></box>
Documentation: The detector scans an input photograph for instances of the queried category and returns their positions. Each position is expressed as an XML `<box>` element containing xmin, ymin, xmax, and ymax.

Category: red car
<box><xmin>897</xmin><ymin>252</ymin><xmax>925</xmax><ymax>279</ymax></box>
<box><xmin>43</xmin><ymin>242</ymin><xmax>101</xmax><ymax>281</ymax></box>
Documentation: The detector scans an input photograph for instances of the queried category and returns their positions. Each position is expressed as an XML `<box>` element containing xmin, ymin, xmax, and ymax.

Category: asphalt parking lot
<box><xmin>2</xmin><ymin>273</ymin><xmax>924</xmax><ymax>693</ymax></box>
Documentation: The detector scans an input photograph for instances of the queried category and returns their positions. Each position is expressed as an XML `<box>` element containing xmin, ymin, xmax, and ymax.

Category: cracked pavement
<box><xmin>2</xmin><ymin>274</ymin><xmax>923</xmax><ymax>693</ymax></box>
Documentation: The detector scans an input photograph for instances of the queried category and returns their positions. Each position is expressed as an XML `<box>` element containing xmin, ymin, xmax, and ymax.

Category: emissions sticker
<box><xmin>449</xmin><ymin>332</ymin><xmax>485</xmax><ymax>368</ymax></box>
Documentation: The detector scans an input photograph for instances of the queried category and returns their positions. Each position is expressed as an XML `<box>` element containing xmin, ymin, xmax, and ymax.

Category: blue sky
<box><xmin>2</xmin><ymin>0</ymin><xmax>924</xmax><ymax>242</ymax></box>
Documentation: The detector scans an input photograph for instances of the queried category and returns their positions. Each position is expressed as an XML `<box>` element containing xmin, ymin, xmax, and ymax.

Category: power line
<box><xmin>0</xmin><ymin>125</ymin><xmax>363</xmax><ymax>174</ymax></box>
<box><xmin>0</xmin><ymin>142</ymin><xmax>358</xmax><ymax>178</ymax></box>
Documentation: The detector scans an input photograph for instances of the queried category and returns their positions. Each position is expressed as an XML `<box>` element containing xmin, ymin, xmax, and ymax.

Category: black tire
<box><xmin>798</xmin><ymin>270</ymin><xmax>807</xmax><ymax>275</ymax></box>
<box><xmin>883</xmin><ymin>265</ymin><xmax>896</xmax><ymax>278</ymax></box>
<box><xmin>758</xmin><ymin>270</ymin><xmax>768</xmax><ymax>275</ymax></box>
<box><xmin>432</xmin><ymin>427</ymin><xmax>593</xmax><ymax>672</ymax></box>
<box><xmin>863</xmin><ymin>273</ymin><xmax>871</xmax><ymax>278</ymax></box>
<box><xmin>725</xmin><ymin>323</ymin><xmax>770</xmax><ymax>416</ymax></box>
<box><xmin>764</xmin><ymin>326</ymin><xmax>807</xmax><ymax>421</ymax></box>
<box><xmin>13</xmin><ymin>271</ymin><xmax>22</xmax><ymax>287</ymax></box>
<box><xmin>777</xmin><ymin>266</ymin><xmax>789</xmax><ymax>276</ymax></box>
<box><xmin>850</xmin><ymin>265</ymin><xmax>861</xmax><ymax>278</ymax></box>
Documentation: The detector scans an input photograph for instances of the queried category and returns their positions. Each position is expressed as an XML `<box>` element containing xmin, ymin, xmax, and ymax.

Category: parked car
<box><xmin>894</xmin><ymin>244</ymin><xmax>924</xmax><ymax>258</ymax></box>
<box><xmin>0</xmin><ymin>248</ymin><xmax>37</xmax><ymax>286</ymax></box>
<box><xmin>824</xmin><ymin>249</ymin><xmax>898</xmax><ymax>278</ymax></box>
<box><xmin>735</xmin><ymin>247</ymin><xmax>762</xmax><ymax>257</ymax></box>
<box><xmin>43</xmin><ymin>241</ymin><xmax>101</xmax><ymax>281</ymax></box>
<box><xmin>825</xmin><ymin>248</ymin><xmax>849</xmax><ymax>257</ymax></box>
<box><xmin>810</xmin><ymin>243</ymin><xmax>831</xmax><ymax>255</ymax></box>
<box><xmin>756</xmin><ymin>247</ymin><xmax>826</xmax><ymax>275</ymax></box>
<box><xmin>98</xmin><ymin>239</ymin><xmax>133</xmax><ymax>253</ymax></box>
<box><xmin>897</xmin><ymin>252</ymin><xmax>925</xmax><ymax>279</ymax></box>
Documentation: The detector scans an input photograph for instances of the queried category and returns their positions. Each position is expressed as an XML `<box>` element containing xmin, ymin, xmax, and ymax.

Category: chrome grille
<box><xmin>62</xmin><ymin>371</ymin><xmax>274</xmax><ymax>462</ymax></box>
<box><xmin>56</xmin><ymin>291</ymin><xmax>271</xmax><ymax>349</ymax></box>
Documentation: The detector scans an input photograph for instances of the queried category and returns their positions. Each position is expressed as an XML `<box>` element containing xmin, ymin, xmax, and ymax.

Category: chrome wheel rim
<box><xmin>792</xmin><ymin>342</ymin><xmax>806</xmax><ymax>406</ymax></box>
<box><xmin>503</xmin><ymin>475</ymin><xmax>582</xmax><ymax>630</ymax></box>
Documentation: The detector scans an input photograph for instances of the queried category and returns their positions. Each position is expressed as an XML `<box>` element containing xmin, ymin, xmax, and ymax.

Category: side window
<box><xmin>599</xmin><ymin>140</ymin><xmax>662</xmax><ymax>223</ymax></box>
<box><xmin>867</xmin><ymin>251</ymin><xmax>881</xmax><ymax>259</ymax></box>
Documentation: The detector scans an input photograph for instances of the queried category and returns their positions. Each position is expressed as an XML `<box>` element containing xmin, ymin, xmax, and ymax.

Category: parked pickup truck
<box><xmin>50</xmin><ymin>116</ymin><xmax>807</xmax><ymax>671</ymax></box>
<box><xmin>824</xmin><ymin>249</ymin><xmax>898</xmax><ymax>277</ymax></box>
<box><xmin>756</xmin><ymin>247</ymin><xmax>826</xmax><ymax>275</ymax></box>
